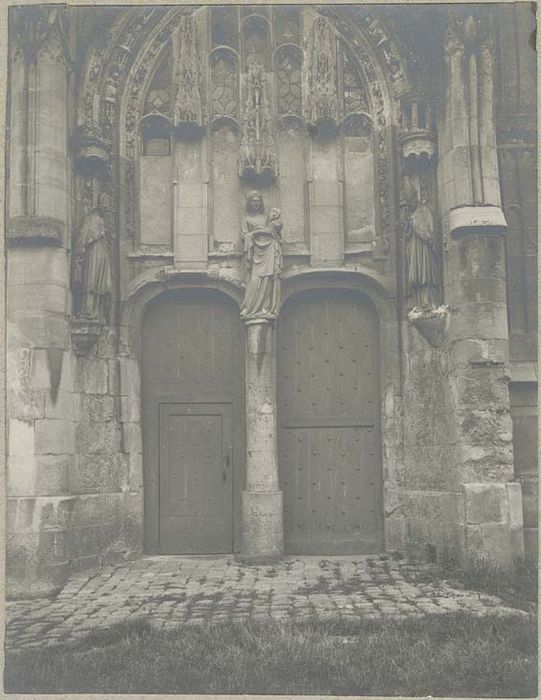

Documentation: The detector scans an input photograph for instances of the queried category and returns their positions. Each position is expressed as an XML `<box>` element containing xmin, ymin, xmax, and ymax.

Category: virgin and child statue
<box><xmin>240</xmin><ymin>191</ymin><xmax>283</xmax><ymax>320</ymax></box>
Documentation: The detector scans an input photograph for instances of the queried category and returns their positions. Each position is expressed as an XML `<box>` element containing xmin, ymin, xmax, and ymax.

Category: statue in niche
<box><xmin>401</xmin><ymin>176</ymin><xmax>441</xmax><ymax>310</ymax></box>
<box><xmin>73</xmin><ymin>192</ymin><xmax>113</xmax><ymax>321</ymax></box>
<box><xmin>240</xmin><ymin>192</ymin><xmax>283</xmax><ymax>320</ymax></box>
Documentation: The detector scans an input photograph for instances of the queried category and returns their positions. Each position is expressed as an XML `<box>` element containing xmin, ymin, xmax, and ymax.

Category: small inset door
<box><xmin>159</xmin><ymin>403</ymin><xmax>233</xmax><ymax>554</ymax></box>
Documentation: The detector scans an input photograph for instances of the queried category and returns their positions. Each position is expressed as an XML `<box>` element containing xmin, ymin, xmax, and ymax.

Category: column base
<box><xmin>237</xmin><ymin>490</ymin><xmax>284</xmax><ymax>564</ymax></box>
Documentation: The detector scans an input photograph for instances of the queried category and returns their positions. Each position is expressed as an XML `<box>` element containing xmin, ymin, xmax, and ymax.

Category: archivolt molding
<box><xmin>122</xmin><ymin>272</ymin><xmax>244</xmax><ymax>358</ymax></box>
<box><xmin>77</xmin><ymin>8</ymin><xmax>167</xmax><ymax>131</ymax></box>
<box><xmin>80</xmin><ymin>5</ymin><xmax>411</xmax><ymax>150</ymax></box>
<box><xmin>282</xmin><ymin>268</ymin><xmax>393</xmax><ymax>321</ymax></box>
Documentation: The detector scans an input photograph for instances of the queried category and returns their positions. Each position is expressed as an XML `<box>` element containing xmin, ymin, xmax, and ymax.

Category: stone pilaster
<box><xmin>239</xmin><ymin>319</ymin><xmax>284</xmax><ymax>563</ymax></box>
<box><xmin>6</xmin><ymin>7</ymin><xmax>74</xmax><ymax>596</ymax></box>
<box><xmin>439</xmin><ymin>10</ymin><xmax>524</xmax><ymax>566</ymax></box>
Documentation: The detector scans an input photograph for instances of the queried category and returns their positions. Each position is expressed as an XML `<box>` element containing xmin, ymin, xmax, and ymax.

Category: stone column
<box><xmin>6</xmin><ymin>8</ymin><xmax>74</xmax><ymax>596</ymax></box>
<box><xmin>439</xmin><ymin>11</ymin><xmax>524</xmax><ymax>566</ymax></box>
<box><xmin>239</xmin><ymin>319</ymin><xmax>284</xmax><ymax>563</ymax></box>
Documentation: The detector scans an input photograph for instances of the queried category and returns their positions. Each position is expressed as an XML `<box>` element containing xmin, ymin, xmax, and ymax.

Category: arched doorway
<box><xmin>141</xmin><ymin>289</ymin><xmax>245</xmax><ymax>554</ymax></box>
<box><xmin>277</xmin><ymin>288</ymin><xmax>383</xmax><ymax>554</ymax></box>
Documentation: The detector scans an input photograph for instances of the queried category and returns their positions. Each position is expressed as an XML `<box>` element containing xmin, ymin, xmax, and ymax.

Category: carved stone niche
<box><xmin>399</xmin><ymin>98</ymin><xmax>436</xmax><ymax>170</ymax></box>
<box><xmin>71</xmin><ymin>317</ymin><xmax>103</xmax><ymax>356</ymax></box>
<box><xmin>72</xmin><ymin>125</ymin><xmax>111</xmax><ymax>176</ymax></box>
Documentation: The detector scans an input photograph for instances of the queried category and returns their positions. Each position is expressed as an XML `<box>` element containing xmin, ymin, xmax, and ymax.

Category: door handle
<box><xmin>223</xmin><ymin>446</ymin><xmax>232</xmax><ymax>483</ymax></box>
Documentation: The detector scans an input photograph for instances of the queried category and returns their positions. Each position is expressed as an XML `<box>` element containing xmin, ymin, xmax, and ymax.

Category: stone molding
<box><xmin>449</xmin><ymin>205</ymin><xmax>507</xmax><ymax>238</ymax></box>
<box><xmin>7</xmin><ymin>216</ymin><xmax>65</xmax><ymax>247</ymax></box>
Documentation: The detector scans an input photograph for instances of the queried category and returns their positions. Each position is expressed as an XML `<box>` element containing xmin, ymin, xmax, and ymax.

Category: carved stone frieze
<box><xmin>124</xmin><ymin>161</ymin><xmax>137</xmax><ymax>239</ymax></box>
<box><xmin>363</xmin><ymin>16</ymin><xmax>407</xmax><ymax>94</ymax></box>
<box><xmin>239</xmin><ymin>64</ymin><xmax>277</xmax><ymax>183</ymax></box>
<box><xmin>173</xmin><ymin>14</ymin><xmax>205</xmax><ymax>136</ymax></box>
<box><xmin>7</xmin><ymin>215</ymin><xmax>65</xmax><ymax>247</ymax></box>
<box><xmin>305</xmin><ymin>15</ymin><xmax>340</xmax><ymax>132</ymax></box>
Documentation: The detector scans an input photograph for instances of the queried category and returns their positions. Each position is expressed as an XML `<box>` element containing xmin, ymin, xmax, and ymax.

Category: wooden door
<box><xmin>277</xmin><ymin>288</ymin><xmax>383</xmax><ymax>554</ymax></box>
<box><xmin>142</xmin><ymin>290</ymin><xmax>244</xmax><ymax>554</ymax></box>
<box><xmin>158</xmin><ymin>403</ymin><xmax>233</xmax><ymax>554</ymax></box>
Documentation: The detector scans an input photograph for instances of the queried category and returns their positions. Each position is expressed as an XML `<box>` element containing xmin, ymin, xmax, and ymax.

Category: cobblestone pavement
<box><xmin>6</xmin><ymin>555</ymin><xmax>528</xmax><ymax>650</ymax></box>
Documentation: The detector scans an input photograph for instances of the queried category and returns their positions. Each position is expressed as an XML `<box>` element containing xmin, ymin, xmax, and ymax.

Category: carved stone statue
<box><xmin>73</xmin><ymin>193</ymin><xmax>113</xmax><ymax>321</ymax></box>
<box><xmin>240</xmin><ymin>192</ymin><xmax>283</xmax><ymax>320</ymax></box>
<box><xmin>401</xmin><ymin>177</ymin><xmax>440</xmax><ymax>309</ymax></box>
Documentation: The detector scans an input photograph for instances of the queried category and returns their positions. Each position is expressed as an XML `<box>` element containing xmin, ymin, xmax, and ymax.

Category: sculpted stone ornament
<box><xmin>305</xmin><ymin>14</ymin><xmax>339</xmax><ymax>134</ymax></box>
<box><xmin>240</xmin><ymin>192</ymin><xmax>283</xmax><ymax>321</ymax></box>
<box><xmin>11</xmin><ymin>6</ymin><xmax>69</xmax><ymax>63</ymax></box>
<box><xmin>173</xmin><ymin>14</ymin><xmax>204</xmax><ymax>137</ymax></box>
<box><xmin>73</xmin><ymin>193</ymin><xmax>113</xmax><ymax>323</ymax></box>
<box><xmin>102</xmin><ymin>71</ymin><xmax>119</xmax><ymax>127</ymax></box>
<box><xmin>239</xmin><ymin>64</ymin><xmax>277</xmax><ymax>184</ymax></box>
<box><xmin>401</xmin><ymin>177</ymin><xmax>441</xmax><ymax>310</ymax></box>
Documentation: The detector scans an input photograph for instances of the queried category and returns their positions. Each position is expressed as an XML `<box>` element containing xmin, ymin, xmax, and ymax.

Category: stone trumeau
<box><xmin>4</xmin><ymin>4</ymin><xmax>536</xmax><ymax>597</ymax></box>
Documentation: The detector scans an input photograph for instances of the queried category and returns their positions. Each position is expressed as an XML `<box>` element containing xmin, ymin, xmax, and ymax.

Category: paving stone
<box><xmin>5</xmin><ymin>554</ymin><xmax>531</xmax><ymax>650</ymax></box>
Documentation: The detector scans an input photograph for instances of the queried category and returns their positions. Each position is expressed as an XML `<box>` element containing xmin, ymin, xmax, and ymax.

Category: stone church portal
<box><xmin>5</xmin><ymin>4</ymin><xmax>537</xmax><ymax>597</ymax></box>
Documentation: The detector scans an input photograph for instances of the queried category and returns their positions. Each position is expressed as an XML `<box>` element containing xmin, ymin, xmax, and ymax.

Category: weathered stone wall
<box><xmin>70</xmin><ymin>330</ymin><xmax>142</xmax><ymax>573</ymax></box>
<box><xmin>7</xmin><ymin>291</ymin><xmax>143</xmax><ymax>596</ymax></box>
<box><xmin>496</xmin><ymin>3</ymin><xmax>538</xmax><ymax>559</ymax></box>
<box><xmin>7</xmin><ymin>247</ymin><xmax>76</xmax><ymax>596</ymax></box>
<box><xmin>385</xmin><ymin>324</ymin><xmax>462</xmax><ymax>562</ymax></box>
